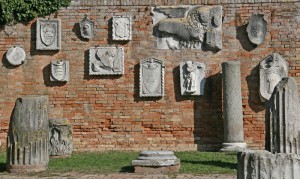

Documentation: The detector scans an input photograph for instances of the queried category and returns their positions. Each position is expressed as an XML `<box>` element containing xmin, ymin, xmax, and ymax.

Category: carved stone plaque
<box><xmin>112</xmin><ymin>16</ymin><xmax>132</xmax><ymax>41</ymax></box>
<box><xmin>49</xmin><ymin>119</ymin><xmax>73</xmax><ymax>157</ymax></box>
<box><xmin>247</xmin><ymin>14</ymin><xmax>267</xmax><ymax>45</ymax></box>
<box><xmin>89</xmin><ymin>47</ymin><xmax>124</xmax><ymax>75</ymax></box>
<box><xmin>259</xmin><ymin>53</ymin><xmax>289</xmax><ymax>102</ymax></box>
<box><xmin>80</xmin><ymin>15</ymin><xmax>94</xmax><ymax>39</ymax></box>
<box><xmin>6</xmin><ymin>46</ymin><xmax>26</xmax><ymax>66</ymax></box>
<box><xmin>36</xmin><ymin>19</ymin><xmax>61</xmax><ymax>50</ymax></box>
<box><xmin>180</xmin><ymin>61</ymin><xmax>206</xmax><ymax>95</ymax></box>
<box><xmin>140</xmin><ymin>57</ymin><xmax>164</xmax><ymax>97</ymax></box>
<box><xmin>50</xmin><ymin>60</ymin><xmax>69</xmax><ymax>82</ymax></box>
<box><xmin>152</xmin><ymin>5</ymin><xmax>222</xmax><ymax>51</ymax></box>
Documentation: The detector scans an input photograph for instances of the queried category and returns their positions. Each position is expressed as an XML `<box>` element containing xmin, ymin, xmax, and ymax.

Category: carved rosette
<box><xmin>36</xmin><ymin>19</ymin><xmax>61</xmax><ymax>50</ymax></box>
<box><xmin>247</xmin><ymin>14</ymin><xmax>267</xmax><ymax>45</ymax></box>
<box><xmin>140</xmin><ymin>57</ymin><xmax>164</xmax><ymax>97</ymax></box>
<box><xmin>6</xmin><ymin>46</ymin><xmax>26</xmax><ymax>66</ymax></box>
<box><xmin>79</xmin><ymin>15</ymin><xmax>94</xmax><ymax>39</ymax></box>
<box><xmin>50</xmin><ymin>60</ymin><xmax>69</xmax><ymax>82</ymax></box>
<box><xmin>89</xmin><ymin>47</ymin><xmax>124</xmax><ymax>75</ymax></box>
<box><xmin>112</xmin><ymin>16</ymin><xmax>132</xmax><ymax>41</ymax></box>
<box><xmin>259</xmin><ymin>53</ymin><xmax>288</xmax><ymax>102</ymax></box>
<box><xmin>180</xmin><ymin>61</ymin><xmax>206</xmax><ymax>95</ymax></box>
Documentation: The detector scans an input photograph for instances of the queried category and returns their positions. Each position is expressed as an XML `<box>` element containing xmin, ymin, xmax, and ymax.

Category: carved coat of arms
<box><xmin>80</xmin><ymin>15</ymin><xmax>94</xmax><ymax>39</ymax></box>
<box><xmin>259</xmin><ymin>53</ymin><xmax>289</xmax><ymax>102</ymax></box>
<box><xmin>36</xmin><ymin>19</ymin><xmax>61</xmax><ymax>50</ymax></box>
<box><xmin>6</xmin><ymin>46</ymin><xmax>26</xmax><ymax>66</ymax></box>
<box><xmin>112</xmin><ymin>16</ymin><xmax>132</xmax><ymax>41</ymax></box>
<box><xmin>140</xmin><ymin>57</ymin><xmax>164</xmax><ymax>97</ymax></box>
<box><xmin>50</xmin><ymin>60</ymin><xmax>69</xmax><ymax>82</ymax></box>
<box><xmin>247</xmin><ymin>14</ymin><xmax>267</xmax><ymax>45</ymax></box>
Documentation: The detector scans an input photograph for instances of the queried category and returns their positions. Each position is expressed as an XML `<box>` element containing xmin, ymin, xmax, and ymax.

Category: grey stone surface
<box><xmin>152</xmin><ymin>5</ymin><xmax>222</xmax><ymax>51</ymax></box>
<box><xmin>6</xmin><ymin>46</ymin><xmax>26</xmax><ymax>66</ymax></box>
<box><xmin>50</xmin><ymin>60</ymin><xmax>69</xmax><ymax>82</ymax></box>
<box><xmin>36</xmin><ymin>19</ymin><xmax>61</xmax><ymax>50</ymax></box>
<box><xmin>259</xmin><ymin>53</ymin><xmax>289</xmax><ymax>102</ymax></box>
<box><xmin>6</xmin><ymin>96</ymin><xmax>49</xmax><ymax>173</ymax></box>
<box><xmin>246</xmin><ymin>14</ymin><xmax>267</xmax><ymax>45</ymax></box>
<box><xmin>180</xmin><ymin>61</ymin><xmax>206</xmax><ymax>96</ymax></box>
<box><xmin>132</xmin><ymin>150</ymin><xmax>180</xmax><ymax>167</ymax></box>
<box><xmin>237</xmin><ymin>150</ymin><xmax>300</xmax><ymax>179</ymax></box>
<box><xmin>266</xmin><ymin>77</ymin><xmax>300</xmax><ymax>154</ymax></box>
<box><xmin>80</xmin><ymin>15</ymin><xmax>94</xmax><ymax>39</ymax></box>
<box><xmin>140</xmin><ymin>57</ymin><xmax>164</xmax><ymax>97</ymax></box>
<box><xmin>221</xmin><ymin>61</ymin><xmax>246</xmax><ymax>152</ymax></box>
<box><xmin>49</xmin><ymin>119</ymin><xmax>73</xmax><ymax>157</ymax></box>
<box><xmin>89</xmin><ymin>47</ymin><xmax>124</xmax><ymax>75</ymax></box>
<box><xmin>112</xmin><ymin>16</ymin><xmax>132</xmax><ymax>41</ymax></box>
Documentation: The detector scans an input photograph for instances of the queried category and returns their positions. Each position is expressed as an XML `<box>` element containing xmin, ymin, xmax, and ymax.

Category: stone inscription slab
<box><xmin>112</xmin><ymin>16</ymin><xmax>132</xmax><ymax>41</ymax></box>
<box><xmin>36</xmin><ymin>19</ymin><xmax>61</xmax><ymax>50</ymax></box>
<box><xmin>80</xmin><ymin>15</ymin><xmax>94</xmax><ymax>39</ymax></box>
<box><xmin>140</xmin><ymin>57</ymin><xmax>164</xmax><ymax>97</ymax></box>
<box><xmin>89</xmin><ymin>47</ymin><xmax>124</xmax><ymax>75</ymax></box>
<box><xmin>6</xmin><ymin>46</ymin><xmax>26</xmax><ymax>66</ymax></box>
<box><xmin>50</xmin><ymin>60</ymin><xmax>69</xmax><ymax>82</ymax></box>
<box><xmin>180</xmin><ymin>61</ymin><xmax>206</xmax><ymax>95</ymax></box>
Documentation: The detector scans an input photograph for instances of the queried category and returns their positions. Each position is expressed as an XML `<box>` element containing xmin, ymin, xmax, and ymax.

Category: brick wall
<box><xmin>0</xmin><ymin>0</ymin><xmax>299</xmax><ymax>151</ymax></box>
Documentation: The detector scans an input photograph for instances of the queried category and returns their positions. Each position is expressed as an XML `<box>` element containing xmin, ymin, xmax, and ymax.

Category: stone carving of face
<box><xmin>114</xmin><ymin>18</ymin><xmax>129</xmax><ymax>38</ymax></box>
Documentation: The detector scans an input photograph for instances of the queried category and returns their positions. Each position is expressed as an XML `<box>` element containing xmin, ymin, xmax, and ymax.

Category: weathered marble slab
<box><xmin>50</xmin><ymin>60</ymin><xmax>69</xmax><ymax>82</ymax></box>
<box><xmin>247</xmin><ymin>14</ymin><xmax>267</xmax><ymax>45</ymax></box>
<box><xmin>36</xmin><ymin>19</ymin><xmax>61</xmax><ymax>50</ymax></box>
<box><xmin>80</xmin><ymin>15</ymin><xmax>94</xmax><ymax>39</ymax></box>
<box><xmin>259</xmin><ymin>53</ymin><xmax>288</xmax><ymax>102</ymax></box>
<box><xmin>112</xmin><ymin>16</ymin><xmax>132</xmax><ymax>41</ymax></box>
<box><xmin>6</xmin><ymin>96</ymin><xmax>49</xmax><ymax>173</ymax></box>
<box><xmin>49</xmin><ymin>119</ymin><xmax>73</xmax><ymax>157</ymax></box>
<box><xmin>89</xmin><ymin>47</ymin><xmax>124</xmax><ymax>75</ymax></box>
<box><xmin>6</xmin><ymin>46</ymin><xmax>26</xmax><ymax>66</ymax></box>
<box><xmin>132</xmin><ymin>150</ymin><xmax>180</xmax><ymax>167</ymax></box>
<box><xmin>152</xmin><ymin>5</ymin><xmax>222</xmax><ymax>51</ymax></box>
<box><xmin>180</xmin><ymin>61</ymin><xmax>206</xmax><ymax>95</ymax></box>
<box><xmin>140</xmin><ymin>57</ymin><xmax>164</xmax><ymax>97</ymax></box>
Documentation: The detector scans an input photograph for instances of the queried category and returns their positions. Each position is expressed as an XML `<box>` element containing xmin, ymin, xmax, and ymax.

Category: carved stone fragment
<box><xmin>247</xmin><ymin>14</ymin><xmax>267</xmax><ymax>45</ymax></box>
<box><xmin>259</xmin><ymin>53</ymin><xmax>288</xmax><ymax>102</ymax></box>
<box><xmin>152</xmin><ymin>5</ymin><xmax>222</xmax><ymax>51</ymax></box>
<box><xmin>140</xmin><ymin>57</ymin><xmax>164</xmax><ymax>97</ymax></box>
<box><xmin>6</xmin><ymin>96</ymin><xmax>49</xmax><ymax>173</ymax></box>
<box><xmin>180</xmin><ymin>61</ymin><xmax>206</xmax><ymax>95</ymax></box>
<box><xmin>112</xmin><ymin>16</ymin><xmax>132</xmax><ymax>41</ymax></box>
<box><xmin>49</xmin><ymin>119</ymin><xmax>73</xmax><ymax>157</ymax></box>
<box><xmin>266</xmin><ymin>77</ymin><xmax>300</xmax><ymax>154</ymax></box>
<box><xmin>50</xmin><ymin>60</ymin><xmax>69</xmax><ymax>82</ymax></box>
<box><xmin>80</xmin><ymin>15</ymin><xmax>94</xmax><ymax>39</ymax></box>
<box><xmin>36</xmin><ymin>19</ymin><xmax>61</xmax><ymax>50</ymax></box>
<box><xmin>89</xmin><ymin>47</ymin><xmax>124</xmax><ymax>75</ymax></box>
<box><xmin>6</xmin><ymin>46</ymin><xmax>26</xmax><ymax>66</ymax></box>
<box><xmin>237</xmin><ymin>150</ymin><xmax>300</xmax><ymax>179</ymax></box>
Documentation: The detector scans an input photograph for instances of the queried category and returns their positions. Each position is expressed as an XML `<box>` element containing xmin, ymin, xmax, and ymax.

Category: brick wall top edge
<box><xmin>71</xmin><ymin>0</ymin><xmax>298</xmax><ymax>6</ymax></box>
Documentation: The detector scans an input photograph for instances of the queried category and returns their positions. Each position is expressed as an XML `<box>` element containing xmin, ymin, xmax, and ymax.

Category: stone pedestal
<box><xmin>6</xmin><ymin>96</ymin><xmax>49</xmax><ymax>173</ymax></box>
<box><xmin>132</xmin><ymin>150</ymin><xmax>180</xmax><ymax>174</ymax></box>
<box><xmin>220</xmin><ymin>61</ymin><xmax>247</xmax><ymax>152</ymax></box>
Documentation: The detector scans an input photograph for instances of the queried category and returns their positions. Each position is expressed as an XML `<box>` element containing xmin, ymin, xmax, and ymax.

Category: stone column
<box><xmin>220</xmin><ymin>61</ymin><xmax>247</xmax><ymax>152</ymax></box>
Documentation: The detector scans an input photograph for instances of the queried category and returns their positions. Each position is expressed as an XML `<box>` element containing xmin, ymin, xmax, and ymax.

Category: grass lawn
<box><xmin>0</xmin><ymin>151</ymin><xmax>237</xmax><ymax>175</ymax></box>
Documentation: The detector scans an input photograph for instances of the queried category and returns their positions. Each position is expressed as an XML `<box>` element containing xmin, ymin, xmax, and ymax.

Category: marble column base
<box><xmin>220</xmin><ymin>142</ymin><xmax>247</xmax><ymax>152</ymax></box>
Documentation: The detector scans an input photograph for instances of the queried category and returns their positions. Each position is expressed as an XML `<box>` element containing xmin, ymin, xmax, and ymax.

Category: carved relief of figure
<box><xmin>184</xmin><ymin>61</ymin><xmax>197</xmax><ymax>93</ymax></box>
<box><xmin>50</xmin><ymin>60</ymin><xmax>69</xmax><ymax>82</ymax></box>
<box><xmin>112</xmin><ymin>16</ymin><xmax>131</xmax><ymax>40</ymax></box>
<box><xmin>80</xmin><ymin>15</ymin><xmax>94</xmax><ymax>39</ymax></box>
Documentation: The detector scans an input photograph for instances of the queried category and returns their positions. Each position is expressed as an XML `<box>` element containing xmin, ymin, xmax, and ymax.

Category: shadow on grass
<box><xmin>0</xmin><ymin>163</ymin><xmax>6</xmax><ymax>172</ymax></box>
<box><xmin>120</xmin><ymin>166</ymin><xmax>134</xmax><ymax>173</ymax></box>
<box><xmin>181</xmin><ymin>160</ymin><xmax>236</xmax><ymax>170</ymax></box>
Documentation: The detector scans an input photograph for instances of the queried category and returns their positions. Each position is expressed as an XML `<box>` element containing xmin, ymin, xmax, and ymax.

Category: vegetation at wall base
<box><xmin>0</xmin><ymin>0</ymin><xmax>71</xmax><ymax>26</ymax></box>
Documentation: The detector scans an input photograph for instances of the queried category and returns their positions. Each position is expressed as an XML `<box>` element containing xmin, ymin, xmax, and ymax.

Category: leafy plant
<box><xmin>0</xmin><ymin>0</ymin><xmax>71</xmax><ymax>26</ymax></box>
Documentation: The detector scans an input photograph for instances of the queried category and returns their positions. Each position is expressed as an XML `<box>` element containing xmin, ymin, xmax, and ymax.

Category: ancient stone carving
<box><xmin>6</xmin><ymin>46</ymin><xmax>26</xmax><ymax>66</ymax></box>
<box><xmin>6</xmin><ymin>96</ymin><xmax>49</xmax><ymax>173</ymax></box>
<box><xmin>237</xmin><ymin>150</ymin><xmax>300</xmax><ymax>179</ymax></box>
<box><xmin>50</xmin><ymin>60</ymin><xmax>69</xmax><ymax>82</ymax></box>
<box><xmin>152</xmin><ymin>5</ymin><xmax>222</xmax><ymax>51</ymax></box>
<box><xmin>132</xmin><ymin>150</ymin><xmax>180</xmax><ymax>174</ymax></box>
<box><xmin>247</xmin><ymin>14</ymin><xmax>267</xmax><ymax>45</ymax></box>
<box><xmin>180</xmin><ymin>61</ymin><xmax>206</xmax><ymax>95</ymax></box>
<box><xmin>49</xmin><ymin>119</ymin><xmax>73</xmax><ymax>157</ymax></box>
<box><xmin>112</xmin><ymin>16</ymin><xmax>132</xmax><ymax>41</ymax></box>
<box><xmin>80</xmin><ymin>15</ymin><xmax>94</xmax><ymax>39</ymax></box>
<box><xmin>36</xmin><ymin>19</ymin><xmax>61</xmax><ymax>50</ymax></box>
<box><xmin>259</xmin><ymin>53</ymin><xmax>288</xmax><ymax>102</ymax></box>
<box><xmin>89</xmin><ymin>47</ymin><xmax>124</xmax><ymax>75</ymax></box>
<box><xmin>140</xmin><ymin>57</ymin><xmax>164</xmax><ymax>97</ymax></box>
<box><xmin>266</xmin><ymin>77</ymin><xmax>300</xmax><ymax>154</ymax></box>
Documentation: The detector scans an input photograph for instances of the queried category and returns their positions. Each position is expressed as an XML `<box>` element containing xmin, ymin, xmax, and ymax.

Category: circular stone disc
<box><xmin>6</xmin><ymin>46</ymin><xmax>26</xmax><ymax>66</ymax></box>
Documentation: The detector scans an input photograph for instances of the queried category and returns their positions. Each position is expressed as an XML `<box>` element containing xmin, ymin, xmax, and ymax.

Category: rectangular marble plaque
<box><xmin>36</xmin><ymin>19</ymin><xmax>61</xmax><ymax>50</ymax></box>
<box><xmin>112</xmin><ymin>16</ymin><xmax>132</xmax><ymax>41</ymax></box>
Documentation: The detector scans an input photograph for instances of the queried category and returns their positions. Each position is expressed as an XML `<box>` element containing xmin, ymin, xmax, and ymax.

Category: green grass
<box><xmin>0</xmin><ymin>151</ymin><xmax>237</xmax><ymax>175</ymax></box>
